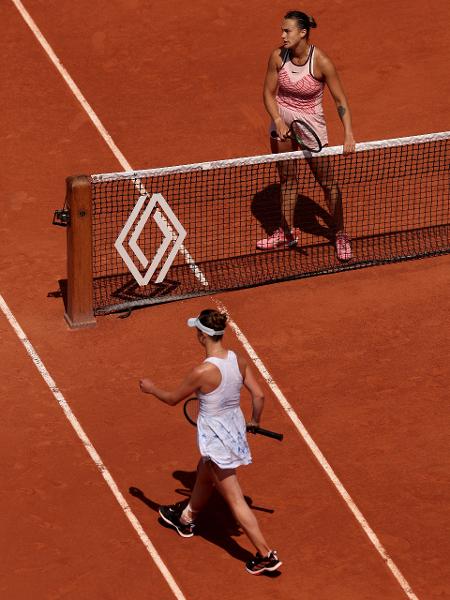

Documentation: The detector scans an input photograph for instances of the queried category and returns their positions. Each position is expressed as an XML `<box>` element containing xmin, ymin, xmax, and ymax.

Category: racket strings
<box><xmin>291</xmin><ymin>120</ymin><xmax>321</xmax><ymax>152</ymax></box>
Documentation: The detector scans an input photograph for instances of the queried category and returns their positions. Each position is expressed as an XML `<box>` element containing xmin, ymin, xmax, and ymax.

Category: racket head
<box><xmin>183</xmin><ymin>397</ymin><xmax>199</xmax><ymax>427</ymax></box>
<box><xmin>289</xmin><ymin>119</ymin><xmax>322</xmax><ymax>152</ymax></box>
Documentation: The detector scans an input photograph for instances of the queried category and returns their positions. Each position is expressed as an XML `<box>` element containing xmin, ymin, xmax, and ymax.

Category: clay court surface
<box><xmin>1</xmin><ymin>1</ymin><xmax>449</xmax><ymax>598</ymax></box>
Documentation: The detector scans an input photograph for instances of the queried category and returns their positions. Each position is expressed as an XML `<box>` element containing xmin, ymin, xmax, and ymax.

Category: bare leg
<box><xmin>323</xmin><ymin>183</ymin><xmax>344</xmax><ymax>236</ymax></box>
<box><xmin>271</xmin><ymin>136</ymin><xmax>299</xmax><ymax>233</ymax></box>
<box><xmin>307</xmin><ymin>154</ymin><xmax>344</xmax><ymax>237</ymax></box>
<box><xmin>208</xmin><ymin>462</ymin><xmax>271</xmax><ymax>556</ymax></box>
<box><xmin>181</xmin><ymin>459</ymin><xmax>215</xmax><ymax>523</ymax></box>
<box><xmin>279</xmin><ymin>160</ymin><xmax>300</xmax><ymax>232</ymax></box>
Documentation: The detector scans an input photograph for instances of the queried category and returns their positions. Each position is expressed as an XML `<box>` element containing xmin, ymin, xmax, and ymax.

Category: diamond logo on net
<box><xmin>114</xmin><ymin>192</ymin><xmax>186</xmax><ymax>285</ymax></box>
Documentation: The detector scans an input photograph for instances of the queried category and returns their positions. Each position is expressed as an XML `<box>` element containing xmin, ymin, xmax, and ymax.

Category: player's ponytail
<box><xmin>198</xmin><ymin>309</ymin><xmax>227</xmax><ymax>340</ymax></box>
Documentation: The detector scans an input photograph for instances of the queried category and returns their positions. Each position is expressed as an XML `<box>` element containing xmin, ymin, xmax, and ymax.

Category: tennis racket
<box><xmin>183</xmin><ymin>397</ymin><xmax>283</xmax><ymax>441</ymax></box>
<box><xmin>284</xmin><ymin>119</ymin><xmax>323</xmax><ymax>153</ymax></box>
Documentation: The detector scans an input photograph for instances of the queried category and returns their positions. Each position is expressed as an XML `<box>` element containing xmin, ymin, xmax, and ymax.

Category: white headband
<box><xmin>187</xmin><ymin>317</ymin><xmax>225</xmax><ymax>336</ymax></box>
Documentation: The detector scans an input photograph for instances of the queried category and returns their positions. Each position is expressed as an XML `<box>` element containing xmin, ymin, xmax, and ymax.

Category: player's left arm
<box><xmin>316</xmin><ymin>50</ymin><xmax>356</xmax><ymax>153</ymax></box>
<box><xmin>237</xmin><ymin>353</ymin><xmax>265</xmax><ymax>427</ymax></box>
<box><xmin>139</xmin><ymin>366</ymin><xmax>204</xmax><ymax>406</ymax></box>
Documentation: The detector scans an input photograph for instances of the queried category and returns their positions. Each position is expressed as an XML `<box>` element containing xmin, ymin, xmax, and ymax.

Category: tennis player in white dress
<box><xmin>196</xmin><ymin>348</ymin><xmax>252</xmax><ymax>469</ymax></box>
<box><xmin>139</xmin><ymin>308</ymin><xmax>282</xmax><ymax>575</ymax></box>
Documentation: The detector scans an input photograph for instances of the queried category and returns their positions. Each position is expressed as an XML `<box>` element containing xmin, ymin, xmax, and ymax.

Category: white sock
<box><xmin>180</xmin><ymin>503</ymin><xmax>197</xmax><ymax>525</ymax></box>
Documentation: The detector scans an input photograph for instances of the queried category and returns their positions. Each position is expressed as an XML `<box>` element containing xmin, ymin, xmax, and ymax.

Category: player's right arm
<box><xmin>263</xmin><ymin>49</ymin><xmax>288</xmax><ymax>139</ymax></box>
<box><xmin>139</xmin><ymin>365</ymin><xmax>205</xmax><ymax>406</ymax></box>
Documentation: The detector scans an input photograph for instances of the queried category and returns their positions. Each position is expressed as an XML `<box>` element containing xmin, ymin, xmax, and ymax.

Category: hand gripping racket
<box><xmin>271</xmin><ymin>118</ymin><xmax>322</xmax><ymax>153</ymax></box>
<box><xmin>183</xmin><ymin>397</ymin><xmax>283</xmax><ymax>441</ymax></box>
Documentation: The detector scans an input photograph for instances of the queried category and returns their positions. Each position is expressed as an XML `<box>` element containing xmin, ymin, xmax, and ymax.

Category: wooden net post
<box><xmin>64</xmin><ymin>175</ymin><xmax>96</xmax><ymax>328</ymax></box>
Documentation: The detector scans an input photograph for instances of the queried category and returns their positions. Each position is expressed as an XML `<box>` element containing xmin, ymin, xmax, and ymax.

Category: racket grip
<box><xmin>246</xmin><ymin>425</ymin><xmax>283</xmax><ymax>441</ymax></box>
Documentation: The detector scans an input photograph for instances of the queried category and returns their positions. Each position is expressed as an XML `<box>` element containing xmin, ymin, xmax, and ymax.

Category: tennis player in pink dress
<box><xmin>139</xmin><ymin>309</ymin><xmax>282</xmax><ymax>575</ymax></box>
<box><xmin>257</xmin><ymin>10</ymin><xmax>355</xmax><ymax>260</ymax></box>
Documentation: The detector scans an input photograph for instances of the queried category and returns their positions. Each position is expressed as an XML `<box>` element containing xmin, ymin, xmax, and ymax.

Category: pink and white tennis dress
<box><xmin>196</xmin><ymin>351</ymin><xmax>252</xmax><ymax>469</ymax></box>
<box><xmin>270</xmin><ymin>45</ymin><xmax>328</xmax><ymax>147</ymax></box>
<box><xmin>259</xmin><ymin>45</ymin><xmax>352</xmax><ymax>260</ymax></box>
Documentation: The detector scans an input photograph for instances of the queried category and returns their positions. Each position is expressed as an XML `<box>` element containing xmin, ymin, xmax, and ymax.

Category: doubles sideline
<box><xmin>9</xmin><ymin>2</ymin><xmax>419</xmax><ymax>599</ymax></box>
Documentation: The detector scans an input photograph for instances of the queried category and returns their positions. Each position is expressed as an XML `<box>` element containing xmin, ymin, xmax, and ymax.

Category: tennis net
<box><xmin>61</xmin><ymin>131</ymin><xmax>449</xmax><ymax>326</ymax></box>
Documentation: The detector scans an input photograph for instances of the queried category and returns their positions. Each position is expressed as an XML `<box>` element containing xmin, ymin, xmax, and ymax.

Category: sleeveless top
<box><xmin>197</xmin><ymin>351</ymin><xmax>243</xmax><ymax>416</ymax></box>
<box><xmin>196</xmin><ymin>351</ymin><xmax>252</xmax><ymax>469</ymax></box>
<box><xmin>277</xmin><ymin>45</ymin><xmax>324</xmax><ymax>113</ymax></box>
<box><xmin>275</xmin><ymin>45</ymin><xmax>328</xmax><ymax>145</ymax></box>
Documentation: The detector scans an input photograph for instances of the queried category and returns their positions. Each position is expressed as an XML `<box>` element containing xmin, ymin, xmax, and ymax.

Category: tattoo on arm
<box><xmin>338</xmin><ymin>105</ymin><xmax>346</xmax><ymax>119</ymax></box>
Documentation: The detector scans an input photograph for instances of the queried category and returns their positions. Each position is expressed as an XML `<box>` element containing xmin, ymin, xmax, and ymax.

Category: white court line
<box><xmin>10</xmin><ymin>0</ymin><xmax>207</xmax><ymax>289</ymax></box>
<box><xmin>11</xmin><ymin>1</ymin><xmax>420</xmax><ymax>599</ymax></box>
<box><xmin>214</xmin><ymin>301</ymin><xmax>419</xmax><ymax>599</ymax></box>
<box><xmin>0</xmin><ymin>295</ymin><xmax>186</xmax><ymax>600</ymax></box>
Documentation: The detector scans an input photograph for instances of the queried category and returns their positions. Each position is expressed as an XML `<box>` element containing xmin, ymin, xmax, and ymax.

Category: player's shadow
<box><xmin>251</xmin><ymin>183</ymin><xmax>334</xmax><ymax>242</ymax></box>
<box><xmin>129</xmin><ymin>470</ymin><xmax>279</xmax><ymax>576</ymax></box>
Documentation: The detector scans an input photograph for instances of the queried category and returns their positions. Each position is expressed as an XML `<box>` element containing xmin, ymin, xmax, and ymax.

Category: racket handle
<box><xmin>246</xmin><ymin>425</ymin><xmax>283</xmax><ymax>441</ymax></box>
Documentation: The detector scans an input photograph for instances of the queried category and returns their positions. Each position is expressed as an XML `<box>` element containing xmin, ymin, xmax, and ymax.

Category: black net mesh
<box><xmin>89</xmin><ymin>134</ymin><xmax>449</xmax><ymax>315</ymax></box>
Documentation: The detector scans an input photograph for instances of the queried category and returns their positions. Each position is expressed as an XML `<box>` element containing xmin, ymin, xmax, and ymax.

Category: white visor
<box><xmin>187</xmin><ymin>317</ymin><xmax>225</xmax><ymax>337</ymax></box>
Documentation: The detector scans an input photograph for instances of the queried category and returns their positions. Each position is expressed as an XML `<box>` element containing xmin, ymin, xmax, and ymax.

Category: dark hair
<box><xmin>284</xmin><ymin>10</ymin><xmax>317</xmax><ymax>33</ymax></box>
<box><xmin>198</xmin><ymin>308</ymin><xmax>227</xmax><ymax>340</ymax></box>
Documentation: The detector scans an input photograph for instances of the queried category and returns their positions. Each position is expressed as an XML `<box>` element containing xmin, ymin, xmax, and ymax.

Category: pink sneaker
<box><xmin>256</xmin><ymin>228</ymin><xmax>297</xmax><ymax>250</ymax></box>
<box><xmin>335</xmin><ymin>232</ymin><xmax>352</xmax><ymax>261</ymax></box>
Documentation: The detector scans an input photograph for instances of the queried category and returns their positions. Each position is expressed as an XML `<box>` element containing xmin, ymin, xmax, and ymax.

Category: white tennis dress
<box><xmin>197</xmin><ymin>351</ymin><xmax>252</xmax><ymax>469</ymax></box>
